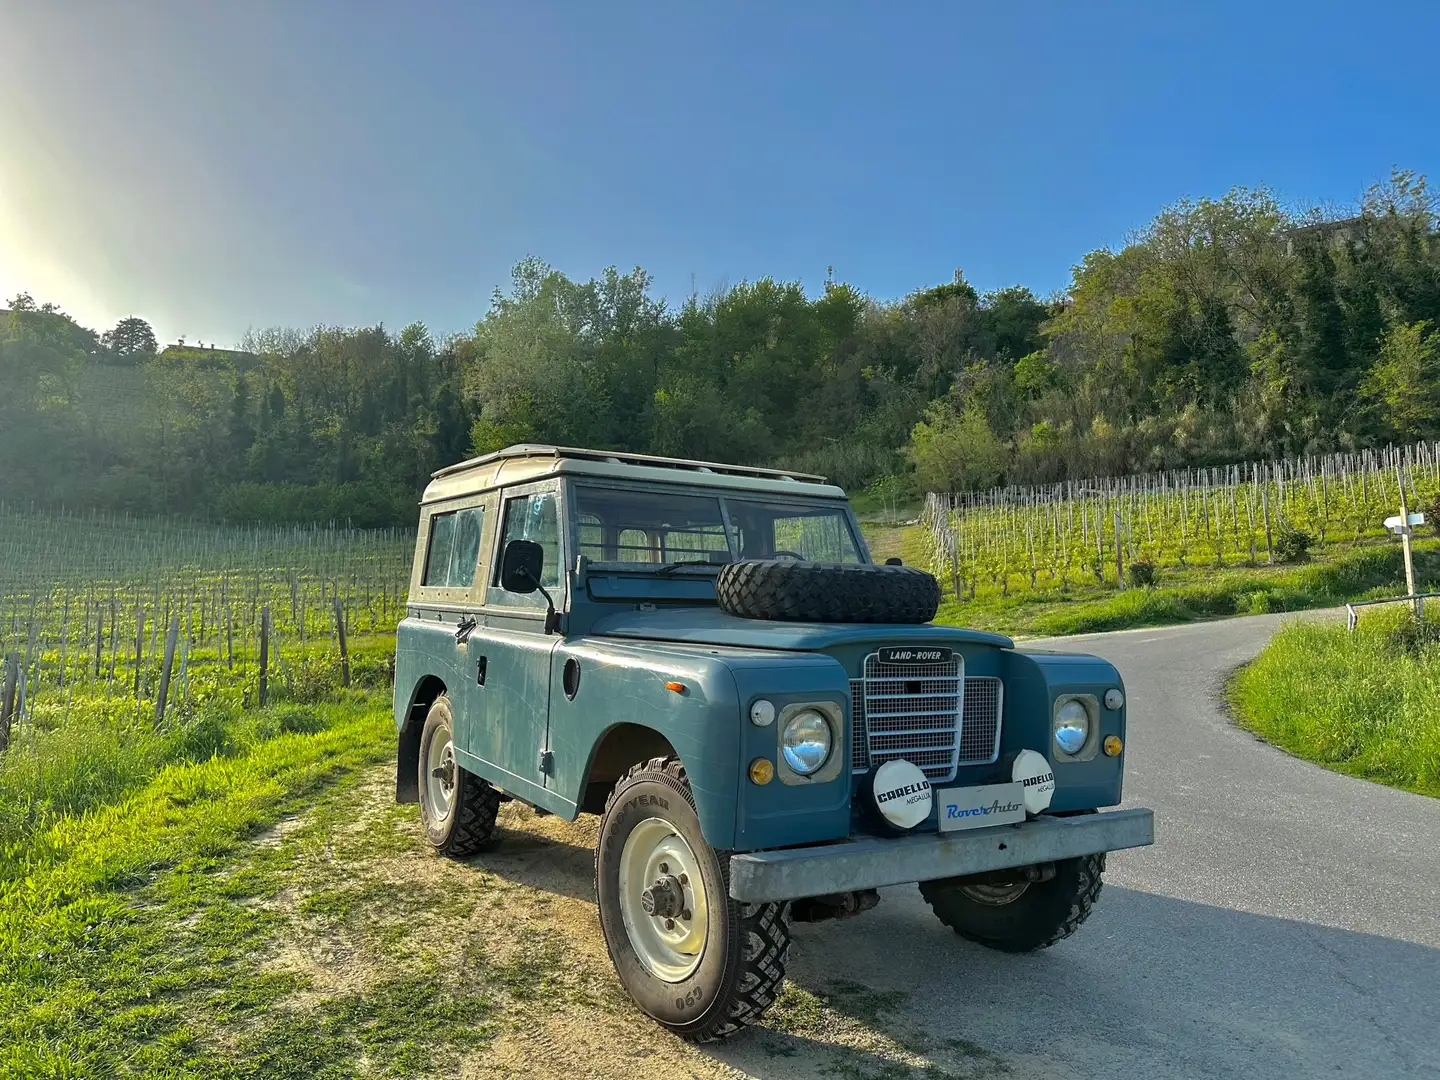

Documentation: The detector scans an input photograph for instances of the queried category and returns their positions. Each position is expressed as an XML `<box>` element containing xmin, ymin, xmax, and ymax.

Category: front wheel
<box><xmin>919</xmin><ymin>853</ymin><xmax>1105</xmax><ymax>953</ymax></box>
<box><xmin>595</xmin><ymin>756</ymin><xmax>790</xmax><ymax>1042</ymax></box>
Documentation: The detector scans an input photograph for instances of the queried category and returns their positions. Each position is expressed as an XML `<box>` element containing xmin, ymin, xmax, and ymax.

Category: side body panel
<box><xmin>393</xmin><ymin>614</ymin><xmax>468</xmax><ymax>733</ymax></box>
<box><xmin>468</xmin><ymin>617</ymin><xmax>558</xmax><ymax>796</ymax></box>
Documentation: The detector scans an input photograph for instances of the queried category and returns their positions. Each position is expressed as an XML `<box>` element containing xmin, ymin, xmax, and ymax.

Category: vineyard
<box><xmin>0</xmin><ymin>507</ymin><xmax>415</xmax><ymax>741</ymax></box>
<box><xmin>922</xmin><ymin>441</ymin><xmax>1440</xmax><ymax>601</ymax></box>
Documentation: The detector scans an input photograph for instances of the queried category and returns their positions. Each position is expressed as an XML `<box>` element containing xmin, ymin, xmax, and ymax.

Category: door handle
<box><xmin>476</xmin><ymin>655</ymin><xmax>487</xmax><ymax>686</ymax></box>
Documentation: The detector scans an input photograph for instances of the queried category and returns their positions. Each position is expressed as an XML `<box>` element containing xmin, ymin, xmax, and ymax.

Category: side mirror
<box><xmin>501</xmin><ymin>539</ymin><xmax>544</xmax><ymax>594</ymax></box>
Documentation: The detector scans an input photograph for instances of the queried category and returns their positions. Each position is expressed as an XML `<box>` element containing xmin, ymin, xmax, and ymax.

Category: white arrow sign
<box><xmin>1384</xmin><ymin>512</ymin><xmax>1425</xmax><ymax>531</ymax></box>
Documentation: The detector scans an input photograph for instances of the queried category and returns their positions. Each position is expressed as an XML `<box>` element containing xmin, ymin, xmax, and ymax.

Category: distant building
<box><xmin>1283</xmin><ymin>215</ymin><xmax>1365</xmax><ymax>256</ymax></box>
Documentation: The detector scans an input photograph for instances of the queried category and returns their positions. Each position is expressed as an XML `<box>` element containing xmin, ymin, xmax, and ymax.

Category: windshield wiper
<box><xmin>654</xmin><ymin>554</ymin><xmax>731</xmax><ymax>576</ymax></box>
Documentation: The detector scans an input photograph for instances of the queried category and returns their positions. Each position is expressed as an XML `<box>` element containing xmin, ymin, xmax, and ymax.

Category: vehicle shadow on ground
<box><xmin>453</xmin><ymin>814</ymin><xmax>1439</xmax><ymax>1078</ymax></box>
<box><xmin>707</xmin><ymin>883</ymin><xmax>1440</xmax><ymax>1080</ymax></box>
<box><xmin>462</xmin><ymin>812</ymin><xmax>599</xmax><ymax>902</ymax></box>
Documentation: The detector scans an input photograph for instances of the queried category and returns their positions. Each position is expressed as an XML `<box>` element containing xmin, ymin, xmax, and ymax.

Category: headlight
<box><xmin>1054</xmin><ymin>699</ymin><xmax>1090</xmax><ymax>755</ymax></box>
<box><xmin>782</xmin><ymin>708</ymin><xmax>832</xmax><ymax>775</ymax></box>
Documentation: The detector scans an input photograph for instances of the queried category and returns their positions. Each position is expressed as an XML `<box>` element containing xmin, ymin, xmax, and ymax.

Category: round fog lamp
<box><xmin>1104</xmin><ymin>735</ymin><xmax>1124</xmax><ymax>757</ymax></box>
<box><xmin>781</xmin><ymin>709</ymin><xmax>832</xmax><ymax>775</ymax></box>
<box><xmin>1054</xmin><ymin>699</ymin><xmax>1090</xmax><ymax>756</ymax></box>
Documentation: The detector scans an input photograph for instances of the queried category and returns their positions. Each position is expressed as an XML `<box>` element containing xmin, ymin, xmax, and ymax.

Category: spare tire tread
<box><xmin>715</xmin><ymin>560</ymin><xmax>940</xmax><ymax>624</ymax></box>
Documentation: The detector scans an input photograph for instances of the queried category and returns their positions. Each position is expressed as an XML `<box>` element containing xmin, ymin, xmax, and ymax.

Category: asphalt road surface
<box><xmin>760</xmin><ymin>612</ymin><xmax>1440</xmax><ymax>1080</ymax></box>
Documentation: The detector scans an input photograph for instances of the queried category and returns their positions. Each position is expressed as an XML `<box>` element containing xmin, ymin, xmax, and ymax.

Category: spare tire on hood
<box><xmin>714</xmin><ymin>559</ymin><xmax>941</xmax><ymax>624</ymax></box>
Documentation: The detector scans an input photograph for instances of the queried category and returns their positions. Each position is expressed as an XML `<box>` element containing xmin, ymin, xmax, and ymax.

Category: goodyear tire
<box><xmin>595</xmin><ymin>756</ymin><xmax>790</xmax><ymax>1042</ymax></box>
<box><xmin>919</xmin><ymin>853</ymin><xmax>1105</xmax><ymax>953</ymax></box>
<box><xmin>418</xmin><ymin>696</ymin><xmax>501</xmax><ymax>857</ymax></box>
<box><xmin>715</xmin><ymin>559</ymin><xmax>941</xmax><ymax>624</ymax></box>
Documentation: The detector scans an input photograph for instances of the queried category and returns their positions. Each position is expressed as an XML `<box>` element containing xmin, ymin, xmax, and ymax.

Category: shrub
<box><xmin>1274</xmin><ymin>525</ymin><xmax>1314</xmax><ymax>563</ymax></box>
<box><xmin>1126</xmin><ymin>560</ymin><xmax>1158</xmax><ymax>588</ymax></box>
<box><xmin>280</xmin><ymin>657</ymin><xmax>341</xmax><ymax>704</ymax></box>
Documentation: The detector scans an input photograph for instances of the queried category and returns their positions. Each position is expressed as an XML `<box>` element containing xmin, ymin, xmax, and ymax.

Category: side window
<box><xmin>492</xmin><ymin>490</ymin><xmax>561</xmax><ymax>603</ymax></box>
<box><xmin>422</xmin><ymin>505</ymin><xmax>485</xmax><ymax>588</ymax></box>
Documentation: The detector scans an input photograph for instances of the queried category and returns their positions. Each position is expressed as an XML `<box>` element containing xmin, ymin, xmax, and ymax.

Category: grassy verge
<box><xmin>1229</xmin><ymin>605</ymin><xmax>1440</xmax><ymax>798</ymax></box>
<box><xmin>861</xmin><ymin>520</ymin><xmax>1438</xmax><ymax>638</ymax></box>
<box><xmin>0</xmin><ymin>696</ymin><xmax>409</xmax><ymax>1078</ymax></box>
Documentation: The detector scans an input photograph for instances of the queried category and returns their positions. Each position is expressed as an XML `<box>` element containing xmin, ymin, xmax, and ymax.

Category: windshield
<box><xmin>573</xmin><ymin>484</ymin><xmax>865</xmax><ymax>566</ymax></box>
<box><xmin>727</xmin><ymin>498</ymin><xmax>864</xmax><ymax>563</ymax></box>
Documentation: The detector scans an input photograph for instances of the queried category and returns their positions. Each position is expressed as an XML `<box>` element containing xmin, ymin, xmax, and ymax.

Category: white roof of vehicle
<box><xmin>422</xmin><ymin>444</ymin><xmax>847</xmax><ymax>505</ymax></box>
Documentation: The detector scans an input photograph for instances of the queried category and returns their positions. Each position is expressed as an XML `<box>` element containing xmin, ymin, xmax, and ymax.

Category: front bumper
<box><xmin>727</xmin><ymin>807</ymin><xmax>1154</xmax><ymax>903</ymax></box>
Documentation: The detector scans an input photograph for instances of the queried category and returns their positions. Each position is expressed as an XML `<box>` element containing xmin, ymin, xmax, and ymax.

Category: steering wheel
<box><xmin>771</xmin><ymin>549</ymin><xmax>805</xmax><ymax>560</ymax></box>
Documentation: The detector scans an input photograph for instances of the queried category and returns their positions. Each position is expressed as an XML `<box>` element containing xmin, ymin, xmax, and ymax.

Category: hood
<box><xmin>589</xmin><ymin>606</ymin><xmax>1013</xmax><ymax>651</ymax></box>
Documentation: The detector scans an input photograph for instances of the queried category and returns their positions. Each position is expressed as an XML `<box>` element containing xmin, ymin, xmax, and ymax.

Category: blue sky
<box><xmin>1</xmin><ymin>1</ymin><xmax>1435</xmax><ymax>346</ymax></box>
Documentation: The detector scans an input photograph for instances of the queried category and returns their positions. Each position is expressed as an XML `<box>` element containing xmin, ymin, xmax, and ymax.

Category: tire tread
<box><xmin>919</xmin><ymin>853</ymin><xmax>1105</xmax><ymax>953</ymax></box>
<box><xmin>715</xmin><ymin>560</ymin><xmax>940</xmax><ymax>624</ymax></box>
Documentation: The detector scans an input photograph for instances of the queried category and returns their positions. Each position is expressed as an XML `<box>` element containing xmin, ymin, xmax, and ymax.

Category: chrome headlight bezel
<box><xmin>1052</xmin><ymin>694</ymin><xmax>1098</xmax><ymax>760</ymax></box>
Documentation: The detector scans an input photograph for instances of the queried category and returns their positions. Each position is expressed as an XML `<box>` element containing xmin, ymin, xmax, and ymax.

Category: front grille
<box><xmin>851</xmin><ymin>663</ymin><xmax>1002</xmax><ymax>783</ymax></box>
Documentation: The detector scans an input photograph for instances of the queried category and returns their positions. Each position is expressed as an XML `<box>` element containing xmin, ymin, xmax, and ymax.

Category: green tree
<box><xmin>1359</xmin><ymin>321</ymin><xmax>1440</xmax><ymax>439</ymax></box>
<box><xmin>904</xmin><ymin>403</ymin><xmax>1006</xmax><ymax>492</ymax></box>
<box><xmin>101</xmin><ymin>316</ymin><xmax>159</xmax><ymax>361</ymax></box>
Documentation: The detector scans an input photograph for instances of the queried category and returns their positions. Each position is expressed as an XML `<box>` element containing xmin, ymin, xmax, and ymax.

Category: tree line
<box><xmin>2</xmin><ymin>169</ymin><xmax>1437</xmax><ymax>526</ymax></box>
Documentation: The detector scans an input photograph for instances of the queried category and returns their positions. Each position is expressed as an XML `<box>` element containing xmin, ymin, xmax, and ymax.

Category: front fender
<box><xmin>1002</xmin><ymin>649</ymin><xmax>1127</xmax><ymax>810</ymax></box>
<box><xmin>548</xmin><ymin>638</ymin><xmax>745</xmax><ymax>846</ymax></box>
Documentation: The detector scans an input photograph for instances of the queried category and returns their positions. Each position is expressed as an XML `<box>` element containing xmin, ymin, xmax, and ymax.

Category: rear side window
<box><xmin>422</xmin><ymin>505</ymin><xmax>485</xmax><ymax>587</ymax></box>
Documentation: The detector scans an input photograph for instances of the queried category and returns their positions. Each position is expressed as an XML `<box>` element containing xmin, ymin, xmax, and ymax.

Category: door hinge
<box><xmin>538</xmin><ymin>750</ymin><xmax>555</xmax><ymax>776</ymax></box>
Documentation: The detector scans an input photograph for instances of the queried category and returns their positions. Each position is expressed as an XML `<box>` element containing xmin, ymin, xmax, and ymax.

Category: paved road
<box><xmin>746</xmin><ymin>612</ymin><xmax>1440</xmax><ymax>1080</ymax></box>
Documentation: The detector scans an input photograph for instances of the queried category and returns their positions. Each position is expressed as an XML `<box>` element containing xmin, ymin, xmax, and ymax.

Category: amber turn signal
<box><xmin>664</xmin><ymin>681</ymin><xmax>686</xmax><ymax>694</ymax></box>
<box><xmin>748</xmin><ymin>758</ymin><xmax>775</xmax><ymax>785</ymax></box>
<box><xmin>1103</xmin><ymin>735</ymin><xmax>1124</xmax><ymax>757</ymax></box>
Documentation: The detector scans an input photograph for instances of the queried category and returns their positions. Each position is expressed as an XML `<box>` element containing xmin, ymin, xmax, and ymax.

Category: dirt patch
<box><xmin>234</xmin><ymin>764</ymin><xmax>1009</xmax><ymax>1079</ymax></box>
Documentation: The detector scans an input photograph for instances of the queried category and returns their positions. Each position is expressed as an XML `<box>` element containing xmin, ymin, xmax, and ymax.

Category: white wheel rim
<box><xmin>618</xmin><ymin>817</ymin><xmax>710</xmax><ymax>982</ymax></box>
<box><xmin>959</xmin><ymin>880</ymin><xmax>1029</xmax><ymax>906</ymax></box>
<box><xmin>425</xmin><ymin>727</ymin><xmax>457</xmax><ymax>823</ymax></box>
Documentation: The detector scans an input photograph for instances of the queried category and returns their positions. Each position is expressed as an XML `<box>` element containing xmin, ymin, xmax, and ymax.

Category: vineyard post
<box><xmin>0</xmin><ymin>653</ymin><xmax>18</xmax><ymax>753</ymax></box>
<box><xmin>155</xmin><ymin>615</ymin><xmax>179</xmax><ymax>726</ymax></box>
<box><xmin>1396</xmin><ymin>473</ymin><xmax>1420</xmax><ymax>618</ymax></box>
<box><xmin>333</xmin><ymin>597</ymin><xmax>351</xmax><ymax>687</ymax></box>
<box><xmin>259</xmin><ymin>605</ymin><xmax>271</xmax><ymax>708</ymax></box>
<box><xmin>1113</xmin><ymin>509</ymin><xmax>1124</xmax><ymax>587</ymax></box>
<box><xmin>58</xmin><ymin>593</ymin><xmax>69</xmax><ymax>688</ymax></box>
<box><xmin>1262</xmin><ymin>480</ymin><xmax>1274</xmax><ymax>564</ymax></box>
<box><xmin>94</xmin><ymin>604</ymin><xmax>103</xmax><ymax>678</ymax></box>
<box><xmin>133</xmin><ymin>606</ymin><xmax>145</xmax><ymax>698</ymax></box>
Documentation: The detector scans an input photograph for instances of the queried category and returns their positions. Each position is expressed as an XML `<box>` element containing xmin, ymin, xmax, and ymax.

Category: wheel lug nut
<box><xmin>663</xmin><ymin>918</ymin><xmax>675</xmax><ymax>930</ymax></box>
<box><xmin>659</xmin><ymin>862</ymin><xmax>670</xmax><ymax>874</ymax></box>
<box><xmin>681</xmin><ymin>909</ymin><xmax>692</xmax><ymax>921</ymax></box>
<box><xmin>678</xmin><ymin>873</ymin><xmax>689</xmax><ymax>886</ymax></box>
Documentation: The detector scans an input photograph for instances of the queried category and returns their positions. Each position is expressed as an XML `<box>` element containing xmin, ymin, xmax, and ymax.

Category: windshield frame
<box><xmin>567</xmin><ymin>478</ymin><xmax>869</xmax><ymax>572</ymax></box>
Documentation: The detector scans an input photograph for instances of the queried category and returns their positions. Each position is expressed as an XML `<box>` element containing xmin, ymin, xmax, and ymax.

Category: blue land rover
<box><xmin>393</xmin><ymin>445</ymin><xmax>1154</xmax><ymax>1041</ymax></box>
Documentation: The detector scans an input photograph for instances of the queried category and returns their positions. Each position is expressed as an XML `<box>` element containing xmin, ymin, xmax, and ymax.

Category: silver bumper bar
<box><xmin>728</xmin><ymin>807</ymin><xmax>1154</xmax><ymax>903</ymax></box>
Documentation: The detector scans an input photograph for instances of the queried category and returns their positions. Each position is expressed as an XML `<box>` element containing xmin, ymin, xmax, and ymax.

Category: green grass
<box><xmin>0</xmin><ymin>689</ymin><xmax>518</xmax><ymax>1079</ymax></box>
<box><xmin>860</xmin><ymin>518</ymin><xmax>1438</xmax><ymax>638</ymax></box>
<box><xmin>1230</xmin><ymin>605</ymin><xmax>1440</xmax><ymax>797</ymax></box>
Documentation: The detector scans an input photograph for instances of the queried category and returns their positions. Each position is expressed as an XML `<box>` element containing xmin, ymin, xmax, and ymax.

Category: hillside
<box><xmin>4</xmin><ymin>169</ymin><xmax>1438</xmax><ymax>526</ymax></box>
